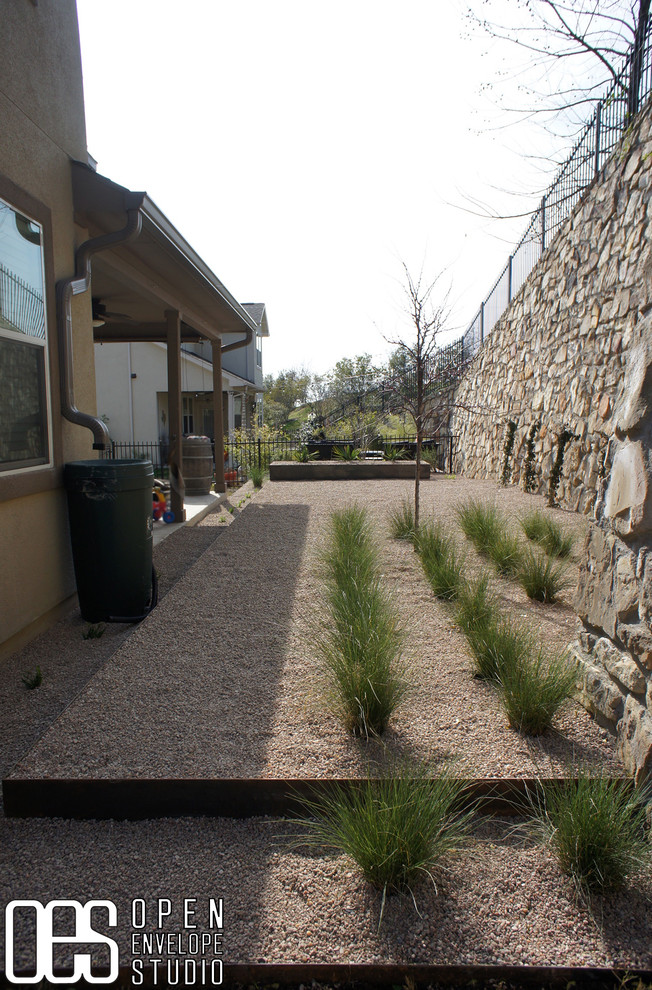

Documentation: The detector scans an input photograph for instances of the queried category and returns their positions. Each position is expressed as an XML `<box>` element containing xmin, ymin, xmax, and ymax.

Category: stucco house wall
<box><xmin>0</xmin><ymin>0</ymin><xmax>98</xmax><ymax>654</ymax></box>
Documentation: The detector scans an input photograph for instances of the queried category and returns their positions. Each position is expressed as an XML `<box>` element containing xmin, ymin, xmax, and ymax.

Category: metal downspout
<box><xmin>221</xmin><ymin>327</ymin><xmax>253</xmax><ymax>354</ymax></box>
<box><xmin>56</xmin><ymin>194</ymin><xmax>144</xmax><ymax>451</ymax></box>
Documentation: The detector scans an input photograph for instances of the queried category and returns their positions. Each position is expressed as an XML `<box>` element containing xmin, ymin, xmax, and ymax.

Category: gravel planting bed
<box><xmin>2</xmin><ymin>477</ymin><xmax>649</xmax><ymax>976</ymax></box>
<box><xmin>8</xmin><ymin>477</ymin><xmax>619</xmax><ymax>780</ymax></box>
<box><xmin>1</xmin><ymin>815</ymin><xmax>651</xmax><ymax>970</ymax></box>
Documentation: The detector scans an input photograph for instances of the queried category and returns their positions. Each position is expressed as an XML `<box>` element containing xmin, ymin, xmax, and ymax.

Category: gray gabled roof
<box><xmin>242</xmin><ymin>302</ymin><xmax>269</xmax><ymax>336</ymax></box>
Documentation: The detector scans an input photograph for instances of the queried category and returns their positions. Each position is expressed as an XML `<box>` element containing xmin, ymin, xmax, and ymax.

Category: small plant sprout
<box><xmin>21</xmin><ymin>666</ymin><xmax>42</xmax><ymax>689</ymax></box>
<box><xmin>82</xmin><ymin>624</ymin><xmax>106</xmax><ymax>640</ymax></box>
<box><xmin>293</xmin><ymin>763</ymin><xmax>474</xmax><ymax>926</ymax></box>
<box><xmin>531</xmin><ymin>772</ymin><xmax>651</xmax><ymax>894</ymax></box>
<box><xmin>250</xmin><ymin>464</ymin><xmax>264</xmax><ymax>488</ymax></box>
<box><xmin>388</xmin><ymin>499</ymin><xmax>416</xmax><ymax>541</ymax></box>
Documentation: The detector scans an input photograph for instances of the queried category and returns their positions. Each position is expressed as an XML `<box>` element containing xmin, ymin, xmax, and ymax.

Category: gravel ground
<box><xmin>9</xmin><ymin>477</ymin><xmax>620</xmax><ymax>780</ymax></box>
<box><xmin>2</xmin><ymin>476</ymin><xmax>650</xmax><ymax>975</ymax></box>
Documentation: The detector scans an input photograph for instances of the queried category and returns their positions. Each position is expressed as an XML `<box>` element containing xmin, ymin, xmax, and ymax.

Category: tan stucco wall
<box><xmin>0</xmin><ymin>0</ymin><xmax>99</xmax><ymax>649</ymax></box>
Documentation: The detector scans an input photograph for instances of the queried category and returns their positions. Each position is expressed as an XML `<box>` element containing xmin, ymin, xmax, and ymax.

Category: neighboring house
<box><xmin>94</xmin><ymin>303</ymin><xmax>269</xmax><ymax>444</ymax></box>
<box><xmin>0</xmin><ymin>0</ymin><xmax>258</xmax><ymax>656</ymax></box>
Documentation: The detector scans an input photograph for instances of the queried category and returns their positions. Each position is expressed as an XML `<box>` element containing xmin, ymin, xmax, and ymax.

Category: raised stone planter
<box><xmin>269</xmin><ymin>460</ymin><xmax>431</xmax><ymax>481</ymax></box>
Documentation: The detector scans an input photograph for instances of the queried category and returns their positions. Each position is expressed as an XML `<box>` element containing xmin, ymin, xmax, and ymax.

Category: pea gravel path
<box><xmin>2</xmin><ymin>477</ymin><xmax>650</xmax><ymax>975</ymax></box>
<box><xmin>7</xmin><ymin>477</ymin><xmax>620</xmax><ymax>780</ymax></box>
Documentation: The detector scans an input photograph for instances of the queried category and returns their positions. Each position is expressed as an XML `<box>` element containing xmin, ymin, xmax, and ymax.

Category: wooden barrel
<box><xmin>182</xmin><ymin>435</ymin><xmax>213</xmax><ymax>495</ymax></box>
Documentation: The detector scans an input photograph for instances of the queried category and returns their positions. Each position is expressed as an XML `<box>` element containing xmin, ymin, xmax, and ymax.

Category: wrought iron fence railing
<box><xmin>108</xmin><ymin>433</ymin><xmax>458</xmax><ymax>481</ymax></box>
<box><xmin>460</xmin><ymin>17</ymin><xmax>652</xmax><ymax>361</ymax></box>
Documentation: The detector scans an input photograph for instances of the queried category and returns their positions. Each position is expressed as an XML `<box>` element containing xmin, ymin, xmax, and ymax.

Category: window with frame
<box><xmin>255</xmin><ymin>334</ymin><xmax>262</xmax><ymax>368</ymax></box>
<box><xmin>0</xmin><ymin>197</ymin><xmax>50</xmax><ymax>472</ymax></box>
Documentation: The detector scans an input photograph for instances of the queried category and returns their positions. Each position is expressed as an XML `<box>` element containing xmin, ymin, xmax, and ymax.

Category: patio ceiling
<box><xmin>71</xmin><ymin>161</ymin><xmax>257</xmax><ymax>345</ymax></box>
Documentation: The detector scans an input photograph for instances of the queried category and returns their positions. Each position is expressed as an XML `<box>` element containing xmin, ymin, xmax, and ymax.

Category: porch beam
<box><xmin>212</xmin><ymin>338</ymin><xmax>226</xmax><ymax>493</ymax></box>
<box><xmin>166</xmin><ymin>308</ymin><xmax>185</xmax><ymax>522</ymax></box>
<box><xmin>94</xmin><ymin>322</ymin><xmax>203</xmax><ymax>344</ymax></box>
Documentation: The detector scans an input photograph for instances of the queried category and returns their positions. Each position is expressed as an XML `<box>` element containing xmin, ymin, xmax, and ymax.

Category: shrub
<box><xmin>21</xmin><ymin>666</ymin><xmax>42</xmax><ymax>689</ymax></box>
<box><xmin>531</xmin><ymin>773</ymin><xmax>651</xmax><ymax>893</ymax></box>
<box><xmin>547</xmin><ymin>428</ymin><xmax>576</xmax><ymax>507</ymax></box>
<box><xmin>389</xmin><ymin>499</ymin><xmax>416</xmax><ymax>541</ymax></box>
<box><xmin>294</xmin><ymin>446</ymin><xmax>318</xmax><ymax>462</ymax></box>
<box><xmin>321</xmin><ymin>506</ymin><xmax>408</xmax><ymax>736</ymax></box>
<box><xmin>417</xmin><ymin>522</ymin><xmax>464</xmax><ymax>601</ymax></box>
<box><xmin>421</xmin><ymin>448</ymin><xmax>440</xmax><ymax>470</ymax></box>
<box><xmin>249</xmin><ymin>464</ymin><xmax>264</xmax><ymax>488</ymax></box>
<box><xmin>498</xmin><ymin>647</ymin><xmax>575</xmax><ymax>735</ymax></box>
<box><xmin>333</xmin><ymin>444</ymin><xmax>360</xmax><ymax>460</ymax></box>
<box><xmin>294</xmin><ymin>764</ymin><xmax>474</xmax><ymax>917</ymax></box>
<box><xmin>383</xmin><ymin>445</ymin><xmax>408</xmax><ymax>461</ymax></box>
<box><xmin>523</xmin><ymin>422</ymin><xmax>540</xmax><ymax>494</ymax></box>
<box><xmin>500</xmin><ymin>420</ymin><xmax>517</xmax><ymax>486</ymax></box>
<box><xmin>518</xmin><ymin>549</ymin><xmax>570</xmax><ymax>603</ymax></box>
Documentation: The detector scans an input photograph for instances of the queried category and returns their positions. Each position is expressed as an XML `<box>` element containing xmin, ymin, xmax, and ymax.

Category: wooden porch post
<box><xmin>212</xmin><ymin>337</ymin><xmax>226</xmax><ymax>493</ymax></box>
<box><xmin>166</xmin><ymin>308</ymin><xmax>185</xmax><ymax>521</ymax></box>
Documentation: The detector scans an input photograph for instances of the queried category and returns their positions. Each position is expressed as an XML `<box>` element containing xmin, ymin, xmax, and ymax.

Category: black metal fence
<box><xmin>109</xmin><ymin>434</ymin><xmax>458</xmax><ymax>480</ymax></box>
<box><xmin>461</xmin><ymin>18</ymin><xmax>652</xmax><ymax>360</ymax></box>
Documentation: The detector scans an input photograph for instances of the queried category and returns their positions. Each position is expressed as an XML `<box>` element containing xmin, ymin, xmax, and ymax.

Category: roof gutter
<box><xmin>56</xmin><ymin>192</ymin><xmax>145</xmax><ymax>451</ymax></box>
<box><xmin>221</xmin><ymin>326</ymin><xmax>253</xmax><ymax>354</ymax></box>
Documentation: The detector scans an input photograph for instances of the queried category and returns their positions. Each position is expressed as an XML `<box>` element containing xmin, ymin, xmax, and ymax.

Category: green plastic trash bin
<box><xmin>64</xmin><ymin>459</ymin><xmax>155</xmax><ymax>623</ymax></box>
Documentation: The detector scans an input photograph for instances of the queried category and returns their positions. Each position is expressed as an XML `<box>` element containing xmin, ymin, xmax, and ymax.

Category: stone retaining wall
<box><xmin>446</xmin><ymin>101</ymin><xmax>652</xmax><ymax>515</ymax></box>
<box><xmin>572</xmin><ymin>317</ymin><xmax>652</xmax><ymax>783</ymax></box>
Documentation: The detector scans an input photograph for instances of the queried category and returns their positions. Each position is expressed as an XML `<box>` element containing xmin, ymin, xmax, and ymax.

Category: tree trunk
<box><xmin>414</xmin><ymin>363</ymin><xmax>424</xmax><ymax>531</ymax></box>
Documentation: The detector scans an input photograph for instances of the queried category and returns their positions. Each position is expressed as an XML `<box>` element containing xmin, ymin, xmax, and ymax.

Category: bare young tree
<box><xmin>384</xmin><ymin>264</ymin><xmax>451</xmax><ymax>531</ymax></box>
<box><xmin>467</xmin><ymin>0</ymin><xmax>651</xmax><ymax>132</ymax></box>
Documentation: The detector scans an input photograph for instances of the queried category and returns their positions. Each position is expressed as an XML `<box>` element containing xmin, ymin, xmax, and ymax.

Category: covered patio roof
<box><xmin>71</xmin><ymin>160</ymin><xmax>258</xmax><ymax>345</ymax></box>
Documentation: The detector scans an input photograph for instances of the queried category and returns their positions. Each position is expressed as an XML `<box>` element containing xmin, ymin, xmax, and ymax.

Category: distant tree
<box><xmin>384</xmin><ymin>265</ymin><xmax>451</xmax><ymax>530</ymax></box>
<box><xmin>263</xmin><ymin>367</ymin><xmax>312</xmax><ymax>427</ymax></box>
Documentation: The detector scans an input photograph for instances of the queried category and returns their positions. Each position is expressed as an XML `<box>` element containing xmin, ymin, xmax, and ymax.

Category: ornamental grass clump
<box><xmin>466</xmin><ymin>614</ymin><xmax>533</xmax><ymax>683</ymax></box>
<box><xmin>519</xmin><ymin>548</ymin><xmax>570</xmax><ymax>603</ymax></box>
<box><xmin>417</xmin><ymin>521</ymin><xmax>464</xmax><ymax>601</ymax></box>
<box><xmin>498</xmin><ymin>647</ymin><xmax>575</xmax><ymax>735</ymax></box>
<box><xmin>388</xmin><ymin>499</ymin><xmax>416</xmax><ymax>542</ymax></box>
<box><xmin>321</xmin><ymin>506</ymin><xmax>408</xmax><ymax>737</ymax></box>
<box><xmin>456</xmin><ymin>499</ymin><xmax>503</xmax><ymax>557</ymax></box>
<box><xmin>531</xmin><ymin>772</ymin><xmax>651</xmax><ymax>894</ymax></box>
<box><xmin>522</xmin><ymin>511</ymin><xmax>574</xmax><ymax>559</ymax></box>
<box><xmin>486</xmin><ymin>528</ymin><xmax>522</xmax><ymax>577</ymax></box>
<box><xmin>294</xmin><ymin>764</ymin><xmax>474</xmax><ymax>922</ymax></box>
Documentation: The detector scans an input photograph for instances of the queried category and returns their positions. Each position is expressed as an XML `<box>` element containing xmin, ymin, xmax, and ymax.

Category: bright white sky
<box><xmin>76</xmin><ymin>0</ymin><xmax>561</xmax><ymax>377</ymax></box>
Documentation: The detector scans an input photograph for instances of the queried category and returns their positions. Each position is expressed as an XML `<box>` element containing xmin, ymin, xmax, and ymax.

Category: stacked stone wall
<box><xmin>446</xmin><ymin>101</ymin><xmax>652</xmax><ymax>514</ymax></box>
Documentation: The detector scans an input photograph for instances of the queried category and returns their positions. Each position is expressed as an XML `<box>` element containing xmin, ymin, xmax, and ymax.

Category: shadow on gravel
<box><xmin>0</xmin><ymin>521</ymin><xmax>228</xmax><ymax>811</ymax></box>
<box><xmin>5</xmin><ymin>502</ymin><xmax>311</xmax><ymax>786</ymax></box>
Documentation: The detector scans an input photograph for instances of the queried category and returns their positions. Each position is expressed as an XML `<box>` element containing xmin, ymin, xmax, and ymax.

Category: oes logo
<box><xmin>5</xmin><ymin>900</ymin><xmax>119</xmax><ymax>984</ymax></box>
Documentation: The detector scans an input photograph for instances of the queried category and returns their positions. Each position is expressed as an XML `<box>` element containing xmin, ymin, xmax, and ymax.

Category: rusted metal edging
<box><xmin>2</xmin><ymin>962</ymin><xmax>651</xmax><ymax>989</ymax></box>
<box><xmin>1</xmin><ymin>776</ymin><xmax>631</xmax><ymax>821</ymax></box>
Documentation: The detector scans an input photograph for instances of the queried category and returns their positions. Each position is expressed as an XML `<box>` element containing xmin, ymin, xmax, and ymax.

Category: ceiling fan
<box><xmin>92</xmin><ymin>297</ymin><xmax>136</xmax><ymax>327</ymax></box>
